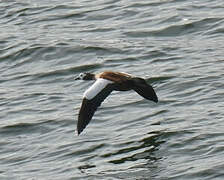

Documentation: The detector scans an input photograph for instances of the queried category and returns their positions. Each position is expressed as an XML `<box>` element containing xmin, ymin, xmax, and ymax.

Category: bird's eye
<box><xmin>79</xmin><ymin>73</ymin><xmax>85</xmax><ymax>79</ymax></box>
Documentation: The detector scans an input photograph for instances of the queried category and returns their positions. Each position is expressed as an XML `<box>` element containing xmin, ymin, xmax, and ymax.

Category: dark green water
<box><xmin>1</xmin><ymin>0</ymin><xmax>224</xmax><ymax>179</ymax></box>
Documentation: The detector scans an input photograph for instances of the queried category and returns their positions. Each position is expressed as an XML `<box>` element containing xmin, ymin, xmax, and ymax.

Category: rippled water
<box><xmin>1</xmin><ymin>0</ymin><xmax>224</xmax><ymax>179</ymax></box>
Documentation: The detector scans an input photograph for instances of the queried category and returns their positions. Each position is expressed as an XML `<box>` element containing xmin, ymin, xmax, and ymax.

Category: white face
<box><xmin>79</xmin><ymin>73</ymin><xmax>86</xmax><ymax>79</ymax></box>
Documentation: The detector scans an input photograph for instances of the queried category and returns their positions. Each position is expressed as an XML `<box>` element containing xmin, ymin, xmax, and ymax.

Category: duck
<box><xmin>75</xmin><ymin>71</ymin><xmax>158</xmax><ymax>135</ymax></box>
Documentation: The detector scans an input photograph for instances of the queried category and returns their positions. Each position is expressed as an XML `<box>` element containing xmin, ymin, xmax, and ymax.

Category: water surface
<box><xmin>1</xmin><ymin>0</ymin><xmax>224</xmax><ymax>179</ymax></box>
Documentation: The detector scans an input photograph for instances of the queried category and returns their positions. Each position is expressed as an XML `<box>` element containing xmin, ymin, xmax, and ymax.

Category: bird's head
<box><xmin>74</xmin><ymin>73</ymin><xmax>95</xmax><ymax>80</ymax></box>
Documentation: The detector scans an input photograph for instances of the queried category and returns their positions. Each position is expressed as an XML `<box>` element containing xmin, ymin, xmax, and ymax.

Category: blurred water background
<box><xmin>1</xmin><ymin>0</ymin><xmax>224</xmax><ymax>179</ymax></box>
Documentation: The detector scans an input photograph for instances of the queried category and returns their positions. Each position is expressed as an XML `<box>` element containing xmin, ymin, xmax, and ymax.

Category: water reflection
<box><xmin>102</xmin><ymin>131</ymin><xmax>165</xmax><ymax>164</ymax></box>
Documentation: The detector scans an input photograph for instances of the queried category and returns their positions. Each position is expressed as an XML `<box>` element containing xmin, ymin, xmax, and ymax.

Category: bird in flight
<box><xmin>75</xmin><ymin>71</ymin><xmax>158</xmax><ymax>135</ymax></box>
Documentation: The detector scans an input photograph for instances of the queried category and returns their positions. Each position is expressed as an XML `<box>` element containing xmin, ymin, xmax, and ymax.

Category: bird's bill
<box><xmin>74</xmin><ymin>76</ymin><xmax>81</xmax><ymax>80</ymax></box>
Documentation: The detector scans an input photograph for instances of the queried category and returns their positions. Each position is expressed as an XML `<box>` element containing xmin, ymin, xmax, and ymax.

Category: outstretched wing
<box><xmin>133</xmin><ymin>79</ymin><xmax>158</xmax><ymax>103</ymax></box>
<box><xmin>77</xmin><ymin>79</ymin><xmax>115</xmax><ymax>135</ymax></box>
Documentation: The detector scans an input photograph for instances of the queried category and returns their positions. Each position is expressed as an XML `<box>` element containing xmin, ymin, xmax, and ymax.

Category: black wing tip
<box><xmin>152</xmin><ymin>96</ymin><xmax>158</xmax><ymax>103</ymax></box>
<box><xmin>151</xmin><ymin>92</ymin><xmax>158</xmax><ymax>103</ymax></box>
<box><xmin>132</xmin><ymin>79</ymin><xmax>159</xmax><ymax>103</ymax></box>
<box><xmin>77</xmin><ymin>128</ymin><xmax>83</xmax><ymax>136</ymax></box>
<box><xmin>148</xmin><ymin>88</ymin><xmax>158</xmax><ymax>103</ymax></box>
<box><xmin>145</xmin><ymin>94</ymin><xmax>158</xmax><ymax>103</ymax></box>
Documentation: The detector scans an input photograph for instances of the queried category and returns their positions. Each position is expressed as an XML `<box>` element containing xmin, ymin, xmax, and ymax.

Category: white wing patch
<box><xmin>83</xmin><ymin>78</ymin><xmax>113</xmax><ymax>100</ymax></box>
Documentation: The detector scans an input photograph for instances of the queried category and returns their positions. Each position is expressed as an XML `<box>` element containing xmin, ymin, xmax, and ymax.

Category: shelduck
<box><xmin>75</xmin><ymin>71</ymin><xmax>158</xmax><ymax>135</ymax></box>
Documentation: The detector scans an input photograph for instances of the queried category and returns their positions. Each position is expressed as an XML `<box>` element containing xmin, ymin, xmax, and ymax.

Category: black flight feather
<box><xmin>132</xmin><ymin>78</ymin><xmax>158</xmax><ymax>103</ymax></box>
<box><xmin>77</xmin><ymin>83</ymin><xmax>115</xmax><ymax>135</ymax></box>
